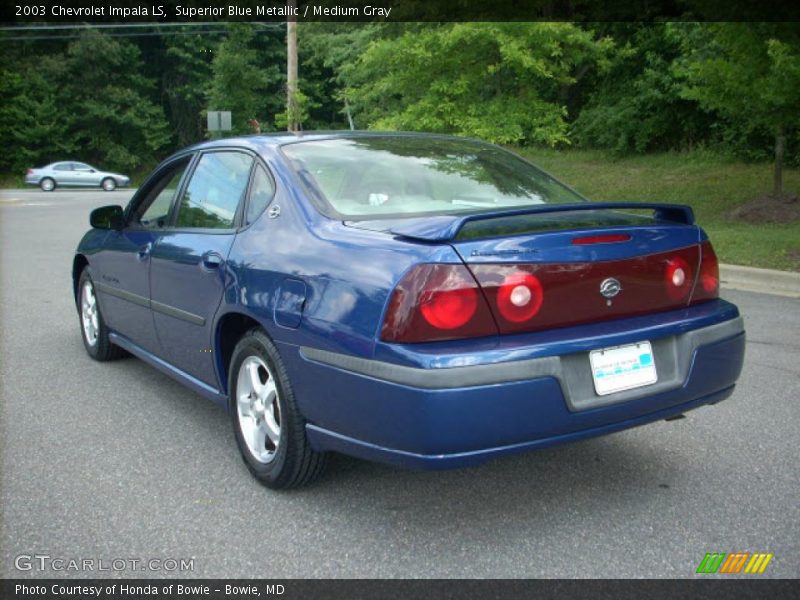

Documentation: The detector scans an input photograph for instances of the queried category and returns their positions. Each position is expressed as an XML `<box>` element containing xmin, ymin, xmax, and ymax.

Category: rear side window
<box><xmin>54</xmin><ymin>163</ymin><xmax>72</xmax><ymax>171</ymax></box>
<box><xmin>246</xmin><ymin>164</ymin><xmax>275</xmax><ymax>225</ymax></box>
<box><xmin>175</xmin><ymin>151</ymin><xmax>253</xmax><ymax>229</ymax></box>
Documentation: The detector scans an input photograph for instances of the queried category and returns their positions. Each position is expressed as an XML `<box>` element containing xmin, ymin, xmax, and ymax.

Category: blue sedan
<box><xmin>73</xmin><ymin>132</ymin><xmax>745</xmax><ymax>488</ymax></box>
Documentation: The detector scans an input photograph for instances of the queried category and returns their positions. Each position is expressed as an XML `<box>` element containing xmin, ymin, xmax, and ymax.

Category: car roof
<box><xmin>181</xmin><ymin>130</ymin><xmax>488</xmax><ymax>154</ymax></box>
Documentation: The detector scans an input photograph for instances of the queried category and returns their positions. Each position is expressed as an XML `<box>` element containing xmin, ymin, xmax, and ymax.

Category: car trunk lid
<box><xmin>352</xmin><ymin>203</ymin><xmax>711</xmax><ymax>337</ymax></box>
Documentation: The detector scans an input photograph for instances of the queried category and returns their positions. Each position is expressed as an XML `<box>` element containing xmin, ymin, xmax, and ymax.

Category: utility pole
<box><xmin>286</xmin><ymin>0</ymin><xmax>298</xmax><ymax>132</ymax></box>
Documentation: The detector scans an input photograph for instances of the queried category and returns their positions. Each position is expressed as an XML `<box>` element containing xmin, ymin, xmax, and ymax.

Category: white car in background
<box><xmin>25</xmin><ymin>161</ymin><xmax>131</xmax><ymax>192</ymax></box>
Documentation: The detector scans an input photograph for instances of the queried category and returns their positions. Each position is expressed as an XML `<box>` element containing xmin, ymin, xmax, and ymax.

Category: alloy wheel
<box><xmin>235</xmin><ymin>356</ymin><xmax>281</xmax><ymax>463</ymax></box>
<box><xmin>81</xmin><ymin>280</ymin><xmax>99</xmax><ymax>346</ymax></box>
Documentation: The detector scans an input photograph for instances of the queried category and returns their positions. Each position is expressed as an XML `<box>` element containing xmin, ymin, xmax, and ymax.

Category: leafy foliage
<box><xmin>676</xmin><ymin>23</ymin><xmax>800</xmax><ymax>195</ymax></box>
<box><xmin>0</xmin><ymin>31</ymin><xmax>170</xmax><ymax>173</ymax></box>
<box><xmin>678</xmin><ymin>25</ymin><xmax>800</xmax><ymax>134</ymax></box>
<box><xmin>206</xmin><ymin>24</ymin><xmax>284</xmax><ymax>136</ymax></box>
<box><xmin>571</xmin><ymin>24</ymin><xmax>713</xmax><ymax>154</ymax></box>
<box><xmin>61</xmin><ymin>31</ymin><xmax>171</xmax><ymax>171</ymax></box>
<box><xmin>161</xmin><ymin>28</ymin><xmax>215</xmax><ymax>147</ymax></box>
<box><xmin>2</xmin><ymin>22</ymin><xmax>800</xmax><ymax>198</ymax></box>
<box><xmin>676</xmin><ymin>24</ymin><xmax>800</xmax><ymax>151</ymax></box>
<box><xmin>340</xmin><ymin>23</ymin><xmax>611</xmax><ymax>145</ymax></box>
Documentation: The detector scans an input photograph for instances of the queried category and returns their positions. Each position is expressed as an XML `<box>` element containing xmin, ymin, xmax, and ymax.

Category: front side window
<box><xmin>281</xmin><ymin>136</ymin><xmax>585</xmax><ymax>219</ymax></box>
<box><xmin>175</xmin><ymin>152</ymin><xmax>253</xmax><ymax>229</ymax></box>
<box><xmin>135</xmin><ymin>157</ymin><xmax>191</xmax><ymax>228</ymax></box>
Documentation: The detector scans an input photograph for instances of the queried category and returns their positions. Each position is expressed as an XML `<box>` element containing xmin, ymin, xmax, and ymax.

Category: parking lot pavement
<box><xmin>1</xmin><ymin>189</ymin><xmax>798</xmax><ymax>578</ymax></box>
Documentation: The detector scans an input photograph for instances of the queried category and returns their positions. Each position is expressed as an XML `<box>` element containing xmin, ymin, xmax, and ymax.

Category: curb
<box><xmin>720</xmin><ymin>264</ymin><xmax>800</xmax><ymax>298</ymax></box>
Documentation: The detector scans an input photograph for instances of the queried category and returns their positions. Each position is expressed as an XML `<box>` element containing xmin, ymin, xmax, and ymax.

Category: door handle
<box><xmin>201</xmin><ymin>252</ymin><xmax>224</xmax><ymax>270</ymax></box>
<box><xmin>137</xmin><ymin>242</ymin><xmax>152</xmax><ymax>261</ymax></box>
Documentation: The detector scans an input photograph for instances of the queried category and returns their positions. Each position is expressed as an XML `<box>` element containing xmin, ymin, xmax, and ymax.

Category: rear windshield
<box><xmin>280</xmin><ymin>136</ymin><xmax>585</xmax><ymax>218</ymax></box>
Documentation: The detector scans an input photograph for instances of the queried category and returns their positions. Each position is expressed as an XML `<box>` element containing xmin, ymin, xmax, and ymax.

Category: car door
<box><xmin>91</xmin><ymin>156</ymin><xmax>193</xmax><ymax>353</ymax></box>
<box><xmin>148</xmin><ymin>150</ymin><xmax>255</xmax><ymax>387</ymax></box>
<box><xmin>73</xmin><ymin>162</ymin><xmax>99</xmax><ymax>186</ymax></box>
<box><xmin>54</xmin><ymin>162</ymin><xmax>78</xmax><ymax>186</ymax></box>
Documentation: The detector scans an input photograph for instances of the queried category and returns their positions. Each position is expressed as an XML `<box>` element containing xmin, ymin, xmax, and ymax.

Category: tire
<box><xmin>40</xmin><ymin>177</ymin><xmax>55</xmax><ymax>192</ymax></box>
<box><xmin>229</xmin><ymin>329</ymin><xmax>326</xmax><ymax>489</ymax></box>
<box><xmin>101</xmin><ymin>178</ymin><xmax>117</xmax><ymax>191</ymax></box>
<box><xmin>77</xmin><ymin>268</ymin><xmax>124</xmax><ymax>361</ymax></box>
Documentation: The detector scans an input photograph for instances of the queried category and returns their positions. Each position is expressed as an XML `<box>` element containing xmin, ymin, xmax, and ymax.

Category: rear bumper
<box><xmin>283</xmin><ymin>301</ymin><xmax>745</xmax><ymax>469</ymax></box>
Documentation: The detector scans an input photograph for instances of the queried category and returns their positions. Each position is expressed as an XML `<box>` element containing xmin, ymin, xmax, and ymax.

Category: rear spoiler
<box><xmin>389</xmin><ymin>202</ymin><xmax>695</xmax><ymax>243</ymax></box>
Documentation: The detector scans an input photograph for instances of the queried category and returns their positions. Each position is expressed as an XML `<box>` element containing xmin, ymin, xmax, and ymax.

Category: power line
<box><xmin>0</xmin><ymin>22</ymin><xmax>284</xmax><ymax>32</ymax></box>
<box><xmin>0</xmin><ymin>22</ymin><xmax>286</xmax><ymax>42</ymax></box>
<box><xmin>1</xmin><ymin>30</ymin><xmax>232</xmax><ymax>41</ymax></box>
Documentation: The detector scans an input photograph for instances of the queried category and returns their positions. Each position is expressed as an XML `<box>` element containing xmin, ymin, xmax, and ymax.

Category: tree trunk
<box><xmin>286</xmin><ymin>3</ymin><xmax>298</xmax><ymax>133</ymax></box>
<box><xmin>773</xmin><ymin>125</ymin><xmax>785</xmax><ymax>200</ymax></box>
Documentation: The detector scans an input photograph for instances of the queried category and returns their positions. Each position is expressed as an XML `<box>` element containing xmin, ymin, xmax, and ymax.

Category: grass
<box><xmin>0</xmin><ymin>173</ymin><xmax>25</xmax><ymax>188</ymax></box>
<box><xmin>518</xmin><ymin>148</ymin><xmax>800</xmax><ymax>271</ymax></box>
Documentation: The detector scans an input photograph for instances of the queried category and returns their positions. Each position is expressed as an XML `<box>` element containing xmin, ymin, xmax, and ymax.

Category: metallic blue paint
<box><xmin>451</xmin><ymin>224</ymin><xmax>701</xmax><ymax>265</ymax></box>
<box><xmin>150</xmin><ymin>230</ymin><xmax>235</xmax><ymax>385</ymax></box>
<box><xmin>74</xmin><ymin>132</ymin><xmax>746</xmax><ymax>472</ymax></box>
<box><xmin>305</xmin><ymin>385</ymin><xmax>736</xmax><ymax>470</ymax></box>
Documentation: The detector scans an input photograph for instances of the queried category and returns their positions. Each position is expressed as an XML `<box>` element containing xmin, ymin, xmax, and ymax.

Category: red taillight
<box><xmin>26</xmin><ymin>169</ymin><xmax>33</xmax><ymax>175</ymax></box>
<box><xmin>380</xmin><ymin>264</ymin><xmax>497</xmax><ymax>343</ymax></box>
<box><xmin>381</xmin><ymin>243</ymin><xmax>715</xmax><ymax>343</ymax></box>
<box><xmin>496</xmin><ymin>272</ymin><xmax>543</xmax><ymax>322</ymax></box>
<box><xmin>420</xmin><ymin>286</ymin><xmax>478</xmax><ymax>329</ymax></box>
<box><xmin>470</xmin><ymin>245</ymin><xmax>701</xmax><ymax>335</ymax></box>
<box><xmin>664</xmin><ymin>256</ymin><xmax>693</xmax><ymax>301</ymax></box>
<box><xmin>691</xmin><ymin>240</ymin><xmax>720</xmax><ymax>303</ymax></box>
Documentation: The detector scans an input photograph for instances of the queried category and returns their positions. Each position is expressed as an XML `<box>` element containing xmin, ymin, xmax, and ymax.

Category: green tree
<box><xmin>160</xmin><ymin>28</ymin><xmax>215</xmax><ymax>147</ymax></box>
<box><xmin>61</xmin><ymin>31</ymin><xmax>171</xmax><ymax>172</ymax></box>
<box><xmin>677</xmin><ymin>23</ymin><xmax>800</xmax><ymax>199</ymax></box>
<box><xmin>342</xmin><ymin>23</ymin><xmax>610</xmax><ymax>145</ymax></box>
<box><xmin>206</xmin><ymin>24</ymin><xmax>282</xmax><ymax>135</ymax></box>
<box><xmin>572</xmin><ymin>23</ymin><xmax>713</xmax><ymax>154</ymax></box>
<box><xmin>0</xmin><ymin>31</ymin><xmax>170</xmax><ymax>173</ymax></box>
<box><xmin>302</xmin><ymin>23</ymin><xmax>393</xmax><ymax>129</ymax></box>
<box><xmin>0</xmin><ymin>59</ymin><xmax>74</xmax><ymax>172</ymax></box>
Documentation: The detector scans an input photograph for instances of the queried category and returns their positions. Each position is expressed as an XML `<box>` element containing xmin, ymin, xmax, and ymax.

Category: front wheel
<box><xmin>101</xmin><ymin>178</ymin><xmax>117</xmax><ymax>191</ymax></box>
<box><xmin>78</xmin><ymin>268</ymin><xmax>124</xmax><ymax>361</ymax></box>
<box><xmin>229</xmin><ymin>329</ymin><xmax>326</xmax><ymax>489</ymax></box>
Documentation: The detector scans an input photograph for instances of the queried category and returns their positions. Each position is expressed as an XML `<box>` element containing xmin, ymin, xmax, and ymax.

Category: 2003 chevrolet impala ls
<box><xmin>73</xmin><ymin>132</ymin><xmax>745</xmax><ymax>488</ymax></box>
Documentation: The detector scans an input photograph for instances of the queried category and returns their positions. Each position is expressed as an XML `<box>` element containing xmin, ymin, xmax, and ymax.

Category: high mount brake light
<box><xmin>380</xmin><ymin>264</ymin><xmax>497</xmax><ymax>343</ymax></box>
<box><xmin>571</xmin><ymin>233</ymin><xmax>631</xmax><ymax>245</ymax></box>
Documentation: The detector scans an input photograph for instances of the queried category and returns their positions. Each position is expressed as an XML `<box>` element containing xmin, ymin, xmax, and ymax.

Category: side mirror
<box><xmin>90</xmin><ymin>205</ymin><xmax>124</xmax><ymax>230</ymax></box>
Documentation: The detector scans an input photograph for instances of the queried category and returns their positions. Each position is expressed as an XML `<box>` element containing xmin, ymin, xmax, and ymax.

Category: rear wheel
<box><xmin>78</xmin><ymin>268</ymin><xmax>124</xmax><ymax>361</ymax></box>
<box><xmin>101</xmin><ymin>178</ymin><xmax>116</xmax><ymax>191</ymax></box>
<box><xmin>229</xmin><ymin>329</ymin><xmax>326</xmax><ymax>489</ymax></box>
<box><xmin>40</xmin><ymin>177</ymin><xmax>55</xmax><ymax>191</ymax></box>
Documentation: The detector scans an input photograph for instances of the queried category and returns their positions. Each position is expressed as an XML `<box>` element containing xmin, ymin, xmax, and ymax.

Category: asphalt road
<box><xmin>1</xmin><ymin>188</ymin><xmax>798</xmax><ymax>579</ymax></box>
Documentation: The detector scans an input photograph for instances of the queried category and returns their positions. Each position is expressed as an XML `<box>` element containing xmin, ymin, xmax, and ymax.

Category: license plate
<box><xmin>589</xmin><ymin>341</ymin><xmax>658</xmax><ymax>396</ymax></box>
